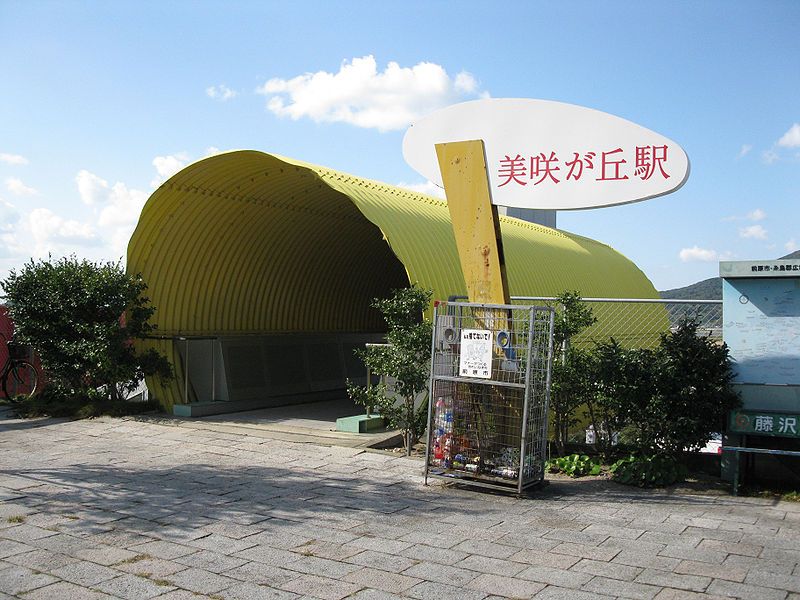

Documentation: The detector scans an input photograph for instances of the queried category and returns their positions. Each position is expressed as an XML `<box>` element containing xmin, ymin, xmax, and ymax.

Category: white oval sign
<box><xmin>402</xmin><ymin>98</ymin><xmax>690</xmax><ymax>210</ymax></box>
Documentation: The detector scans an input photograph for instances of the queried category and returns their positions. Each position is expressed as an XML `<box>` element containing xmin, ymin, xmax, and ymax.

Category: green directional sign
<box><xmin>730</xmin><ymin>410</ymin><xmax>800</xmax><ymax>438</ymax></box>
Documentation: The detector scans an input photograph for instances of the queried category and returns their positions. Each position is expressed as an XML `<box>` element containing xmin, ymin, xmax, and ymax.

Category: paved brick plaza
<box><xmin>1</xmin><ymin>408</ymin><xmax>799</xmax><ymax>599</ymax></box>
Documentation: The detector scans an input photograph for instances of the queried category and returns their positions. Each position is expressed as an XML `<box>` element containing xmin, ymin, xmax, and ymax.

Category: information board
<box><xmin>723</xmin><ymin>278</ymin><xmax>800</xmax><ymax>385</ymax></box>
<box><xmin>459</xmin><ymin>329</ymin><xmax>493</xmax><ymax>379</ymax></box>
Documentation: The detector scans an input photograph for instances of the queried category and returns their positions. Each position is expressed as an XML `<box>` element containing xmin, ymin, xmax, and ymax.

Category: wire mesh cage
<box><xmin>424</xmin><ymin>301</ymin><xmax>555</xmax><ymax>493</ymax></box>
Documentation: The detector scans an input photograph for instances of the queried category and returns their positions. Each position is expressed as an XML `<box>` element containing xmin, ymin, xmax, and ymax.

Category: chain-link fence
<box><xmin>512</xmin><ymin>297</ymin><xmax>722</xmax><ymax>349</ymax></box>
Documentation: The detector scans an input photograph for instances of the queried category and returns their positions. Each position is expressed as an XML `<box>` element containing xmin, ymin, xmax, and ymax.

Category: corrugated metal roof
<box><xmin>128</xmin><ymin>150</ymin><xmax>659</xmax><ymax>409</ymax></box>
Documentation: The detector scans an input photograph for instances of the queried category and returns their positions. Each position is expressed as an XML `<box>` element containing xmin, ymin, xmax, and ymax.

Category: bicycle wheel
<box><xmin>3</xmin><ymin>360</ymin><xmax>39</xmax><ymax>400</ymax></box>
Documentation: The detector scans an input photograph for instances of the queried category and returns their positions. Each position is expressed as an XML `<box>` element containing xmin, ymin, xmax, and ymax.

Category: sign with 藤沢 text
<box><xmin>459</xmin><ymin>329</ymin><xmax>493</xmax><ymax>379</ymax></box>
<box><xmin>403</xmin><ymin>98</ymin><xmax>690</xmax><ymax>210</ymax></box>
<box><xmin>730</xmin><ymin>410</ymin><xmax>800</xmax><ymax>438</ymax></box>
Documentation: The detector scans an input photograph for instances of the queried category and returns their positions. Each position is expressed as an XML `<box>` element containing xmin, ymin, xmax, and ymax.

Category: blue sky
<box><xmin>0</xmin><ymin>1</ymin><xmax>798</xmax><ymax>291</ymax></box>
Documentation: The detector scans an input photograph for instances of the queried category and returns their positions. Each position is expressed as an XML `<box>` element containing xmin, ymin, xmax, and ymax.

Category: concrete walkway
<box><xmin>1</xmin><ymin>407</ymin><xmax>799</xmax><ymax>600</ymax></box>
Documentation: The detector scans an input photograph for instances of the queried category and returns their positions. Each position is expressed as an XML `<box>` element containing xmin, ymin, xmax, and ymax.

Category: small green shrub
<box><xmin>610</xmin><ymin>454</ymin><xmax>687</xmax><ymax>487</ymax></box>
<box><xmin>546</xmin><ymin>453</ymin><xmax>602</xmax><ymax>478</ymax></box>
<box><xmin>10</xmin><ymin>387</ymin><xmax>160</xmax><ymax>419</ymax></box>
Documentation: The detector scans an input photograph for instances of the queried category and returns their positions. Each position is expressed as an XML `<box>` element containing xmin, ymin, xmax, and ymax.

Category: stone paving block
<box><xmin>345</xmin><ymin>566</ymin><xmax>423</xmax><ymax>593</ymax></box>
<box><xmin>697</xmin><ymin>537</ymin><xmax>762</xmax><ymax>557</ymax></box>
<box><xmin>0</xmin><ymin>564</ymin><xmax>57</xmax><ymax>595</ymax></box>
<box><xmin>707</xmin><ymin>578</ymin><xmax>790</xmax><ymax>600</ymax></box>
<box><xmin>674</xmin><ymin>558</ymin><xmax>747</xmax><ymax>582</ymax></box>
<box><xmin>74</xmin><ymin>544</ymin><xmax>140</xmax><ymax>565</ymax></box>
<box><xmin>462</xmin><ymin>554</ymin><xmax>528</xmax><ymax>577</ymax></box>
<box><xmin>582</xmin><ymin>575</ymin><xmax>662</xmax><ymax>600</ymax></box>
<box><xmin>582</xmin><ymin>523</ymin><xmax>645</xmax><ymax>540</ymax></box>
<box><xmin>683</xmin><ymin>525</ymin><xmax>743</xmax><ymax>543</ymax></box>
<box><xmin>0</xmin><ymin>523</ymin><xmax>58</xmax><ymax>542</ymax></box>
<box><xmin>508</xmin><ymin>548</ymin><xmax>580</xmax><ymax>569</ymax></box>
<box><xmin>498</xmin><ymin>533</ymin><xmax>559</xmax><ymax>552</ymax></box>
<box><xmin>189</xmin><ymin>532</ymin><xmax>259</xmax><ymax>554</ymax></box>
<box><xmin>406</xmin><ymin>580</ymin><xmax>488</xmax><ymax>600</ymax></box>
<box><xmin>723</xmin><ymin>553</ymin><xmax>797</xmax><ymax>575</ymax></box>
<box><xmin>129</xmin><ymin>538</ymin><xmax>199</xmax><ymax>560</ymax></box>
<box><xmin>533</xmin><ymin>585</ymin><xmax>615</xmax><ymax>599</ymax></box>
<box><xmin>21</xmin><ymin>580</ymin><xmax>117</xmax><ymax>600</ymax></box>
<box><xmin>174</xmin><ymin>548</ymin><xmax>248</xmax><ymax>573</ymax></box>
<box><xmin>639</xmin><ymin>531</ymin><xmax>702</xmax><ymax>548</ymax></box>
<box><xmin>518</xmin><ymin>564</ymin><xmax>593</xmax><ymax>589</ymax></box>
<box><xmin>633</xmin><ymin>568</ymin><xmax>711</xmax><ymax>593</ymax></box>
<box><xmin>658</xmin><ymin>544</ymin><xmax>727</xmax><ymax>564</ymax></box>
<box><xmin>115</xmin><ymin>555</ymin><xmax>188</xmax><ymax>578</ymax></box>
<box><xmin>201</xmin><ymin>520</ymin><xmax>269</xmax><ymax>540</ymax></box>
<box><xmin>346</xmin><ymin>535</ymin><xmax>413</xmax><ymax>555</ymax></box>
<box><xmin>760</xmin><ymin>546</ymin><xmax>800</xmax><ymax>563</ymax></box>
<box><xmin>543</xmin><ymin>528</ymin><xmax>609</xmax><ymax>546</ymax></box>
<box><xmin>4</xmin><ymin>548</ymin><xmax>78</xmax><ymax>572</ymax></box>
<box><xmin>746</xmin><ymin>570</ymin><xmax>800</xmax><ymax>594</ymax></box>
<box><xmin>234</xmin><ymin>544</ymin><xmax>304</xmax><ymax>567</ymax></box>
<box><xmin>224</xmin><ymin>561</ymin><xmax>298</xmax><ymax>587</ymax></box>
<box><xmin>400</xmin><ymin>542</ymin><xmax>470</xmax><ymax>566</ymax></box>
<box><xmin>243</xmin><ymin>529</ymin><xmax>314</xmax><ymax>550</ymax></box>
<box><xmin>452</xmin><ymin>539</ymin><xmax>520</xmax><ymax>559</ymax></box>
<box><xmin>466</xmin><ymin>572</ymin><xmax>545</xmax><ymax>598</ymax></box>
<box><xmin>165</xmin><ymin>566</ymin><xmax>239</xmax><ymax>594</ymax></box>
<box><xmin>550</xmin><ymin>542</ymin><xmax>620</xmax><ymax>562</ymax></box>
<box><xmin>571</xmin><ymin>557</ymin><xmax>641</xmax><ymax>581</ymax></box>
<box><xmin>95</xmin><ymin>573</ymin><xmax>177</xmax><ymax>599</ymax></box>
<box><xmin>0</xmin><ymin>538</ymin><xmax>34</xmax><ymax>559</ymax></box>
<box><xmin>600</xmin><ymin>536</ymin><xmax>666</xmax><ymax>555</ymax></box>
<box><xmin>346</xmin><ymin>548</ymin><xmax>418</xmax><ymax>573</ymax></box>
<box><xmin>652</xmin><ymin>588</ymin><xmax>729</xmax><ymax>600</ymax></box>
<box><xmin>279</xmin><ymin>573</ymin><xmax>363</xmax><ymax>600</ymax></box>
<box><xmin>285</xmin><ymin>554</ymin><xmax>362</xmax><ymax>579</ymax></box>
<box><xmin>50</xmin><ymin>559</ymin><xmax>119</xmax><ymax>586</ymax></box>
<box><xmin>218</xmin><ymin>581</ymin><xmax>300</xmax><ymax>600</ymax></box>
<box><xmin>403</xmin><ymin>561</ymin><xmax>481</xmax><ymax>587</ymax></box>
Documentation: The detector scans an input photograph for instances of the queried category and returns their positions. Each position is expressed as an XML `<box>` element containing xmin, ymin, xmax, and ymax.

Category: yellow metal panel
<box><xmin>128</xmin><ymin>150</ymin><xmax>660</xmax><ymax>410</ymax></box>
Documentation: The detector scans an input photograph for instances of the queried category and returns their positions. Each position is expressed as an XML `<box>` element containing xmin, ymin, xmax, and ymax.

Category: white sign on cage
<box><xmin>458</xmin><ymin>329</ymin><xmax>493</xmax><ymax>379</ymax></box>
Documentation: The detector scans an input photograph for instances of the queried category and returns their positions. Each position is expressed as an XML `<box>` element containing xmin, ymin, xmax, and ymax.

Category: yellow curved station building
<box><xmin>128</xmin><ymin>150</ymin><xmax>658</xmax><ymax>414</ymax></box>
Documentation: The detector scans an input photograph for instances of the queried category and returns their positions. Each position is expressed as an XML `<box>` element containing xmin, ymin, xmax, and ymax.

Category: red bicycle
<box><xmin>0</xmin><ymin>332</ymin><xmax>39</xmax><ymax>400</ymax></box>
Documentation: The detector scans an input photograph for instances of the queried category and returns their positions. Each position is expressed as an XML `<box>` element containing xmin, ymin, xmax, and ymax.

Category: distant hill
<box><xmin>658</xmin><ymin>250</ymin><xmax>799</xmax><ymax>300</ymax></box>
<box><xmin>660</xmin><ymin>277</ymin><xmax>722</xmax><ymax>300</ymax></box>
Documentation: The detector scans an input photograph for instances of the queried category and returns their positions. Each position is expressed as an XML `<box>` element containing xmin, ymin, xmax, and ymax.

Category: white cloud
<box><xmin>395</xmin><ymin>180</ymin><xmax>445</xmax><ymax>198</ymax></box>
<box><xmin>739</xmin><ymin>224</ymin><xmax>768</xmax><ymax>240</ymax></box>
<box><xmin>5</xmin><ymin>177</ymin><xmax>37</xmax><ymax>196</ymax></box>
<box><xmin>76</xmin><ymin>170</ymin><xmax>110</xmax><ymax>205</ymax></box>
<box><xmin>257</xmin><ymin>55</ymin><xmax>485</xmax><ymax>132</ymax></box>
<box><xmin>762</xmin><ymin>149</ymin><xmax>779</xmax><ymax>164</ymax></box>
<box><xmin>0</xmin><ymin>198</ymin><xmax>20</xmax><ymax>231</ymax></box>
<box><xmin>206</xmin><ymin>84</ymin><xmax>238</xmax><ymax>101</ymax></box>
<box><xmin>737</xmin><ymin>144</ymin><xmax>752</xmax><ymax>158</ymax></box>
<box><xmin>777</xmin><ymin>123</ymin><xmax>800</xmax><ymax>148</ymax></box>
<box><xmin>28</xmin><ymin>207</ymin><xmax>97</xmax><ymax>250</ymax></box>
<box><xmin>746</xmin><ymin>208</ymin><xmax>765</xmax><ymax>221</ymax></box>
<box><xmin>151</xmin><ymin>152</ymin><xmax>190</xmax><ymax>187</ymax></box>
<box><xmin>0</xmin><ymin>153</ymin><xmax>28</xmax><ymax>166</ymax></box>
<box><xmin>786</xmin><ymin>239</ymin><xmax>798</xmax><ymax>253</ymax></box>
<box><xmin>679</xmin><ymin>246</ymin><xmax>718</xmax><ymax>262</ymax></box>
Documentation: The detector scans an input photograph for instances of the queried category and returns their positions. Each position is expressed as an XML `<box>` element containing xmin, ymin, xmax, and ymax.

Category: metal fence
<box><xmin>512</xmin><ymin>297</ymin><xmax>723</xmax><ymax>349</ymax></box>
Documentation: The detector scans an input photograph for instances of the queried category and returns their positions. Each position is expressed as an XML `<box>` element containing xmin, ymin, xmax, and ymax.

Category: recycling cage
<box><xmin>424</xmin><ymin>301</ymin><xmax>555</xmax><ymax>493</ymax></box>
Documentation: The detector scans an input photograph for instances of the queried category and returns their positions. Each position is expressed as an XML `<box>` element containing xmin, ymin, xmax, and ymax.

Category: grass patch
<box><xmin>7</xmin><ymin>515</ymin><xmax>25</xmax><ymax>524</ymax></box>
<box><xmin>118</xmin><ymin>553</ymin><xmax>150</xmax><ymax>564</ymax></box>
<box><xmin>8</xmin><ymin>390</ymin><xmax>162</xmax><ymax>419</ymax></box>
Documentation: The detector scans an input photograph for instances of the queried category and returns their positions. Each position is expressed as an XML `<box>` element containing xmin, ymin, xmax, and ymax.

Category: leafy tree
<box><xmin>1</xmin><ymin>255</ymin><xmax>172</xmax><ymax>402</ymax></box>
<box><xmin>549</xmin><ymin>291</ymin><xmax>597</xmax><ymax>454</ymax></box>
<box><xmin>347</xmin><ymin>285</ymin><xmax>433</xmax><ymax>456</ymax></box>
<box><xmin>629</xmin><ymin>318</ymin><xmax>739</xmax><ymax>457</ymax></box>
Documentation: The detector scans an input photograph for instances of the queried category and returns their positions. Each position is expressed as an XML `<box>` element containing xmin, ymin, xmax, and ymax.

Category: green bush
<box><xmin>610</xmin><ymin>454</ymin><xmax>687</xmax><ymax>487</ymax></box>
<box><xmin>546</xmin><ymin>453</ymin><xmax>602</xmax><ymax>477</ymax></box>
<box><xmin>347</xmin><ymin>285</ymin><xmax>433</xmax><ymax>456</ymax></box>
<box><xmin>10</xmin><ymin>387</ymin><xmax>161</xmax><ymax>419</ymax></box>
<box><xmin>1</xmin><ymin>255</ymin><xmax>172</xmax><ymax>403</ymax></box>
